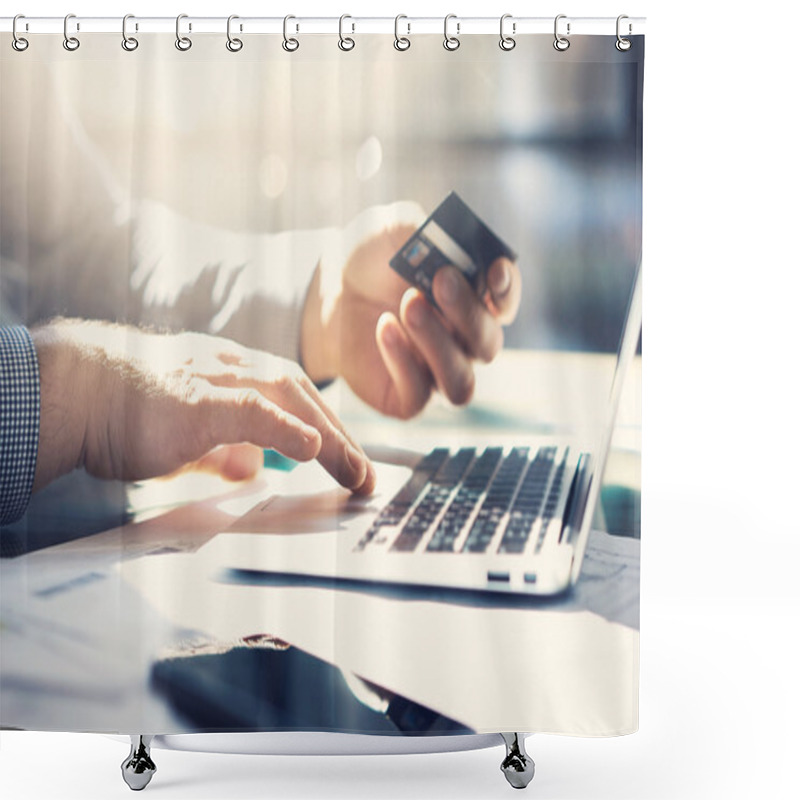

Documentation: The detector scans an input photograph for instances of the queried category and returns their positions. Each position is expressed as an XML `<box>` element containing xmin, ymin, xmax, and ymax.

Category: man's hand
<box><xmin>31</xmin><ymin>319</ymin><xmax>375</xmax><ymax>495</ymax></box>
<box><xmin>301</xmin><ymin>202</ymin><xmax>522</xmax><ymax>419</ymax></box>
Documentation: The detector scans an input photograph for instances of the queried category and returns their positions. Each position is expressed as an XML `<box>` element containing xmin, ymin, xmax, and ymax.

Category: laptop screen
<box><xmin>570</xmin><ymin>257</ymin><xmax>643</xmax><ymax>580</ymax></box>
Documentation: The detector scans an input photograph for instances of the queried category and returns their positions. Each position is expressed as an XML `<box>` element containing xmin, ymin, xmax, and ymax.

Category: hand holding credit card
<box><xmin>300</xmin><ymin>196</ymin><xmax>521</xmax><ymax>419</ymax></box>
<box><xmin>390</xmin><ymin>191</ymin><xmax>517</xmax><ymax>310</ymax></box>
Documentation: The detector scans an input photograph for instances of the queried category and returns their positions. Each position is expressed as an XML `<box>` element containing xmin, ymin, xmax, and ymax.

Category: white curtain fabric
<box><xmin>1</xmin><ymin>31</ymin><xmax>642</xmax><ymax>738</ymax></box>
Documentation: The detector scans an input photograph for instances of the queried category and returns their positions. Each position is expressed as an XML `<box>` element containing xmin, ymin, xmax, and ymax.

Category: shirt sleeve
<box><xmin>129</xmin><ymin>199</ymin><xmax>327</xmax><ymax>365</ymax></box>
<box><xmin>1</xmin><ymin>62</ymin><xmax>323</xmax><ymax>368</ymax></box>
<box><xmin>0</xmin><ymin>326</ymin><xmax>40</xmax><ymax>526</ymax></box>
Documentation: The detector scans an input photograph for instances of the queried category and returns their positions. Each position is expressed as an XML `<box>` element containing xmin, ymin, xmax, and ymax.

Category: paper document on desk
<box><xmin>1</xmin><ymin>558</ymin><xmax>159</xmax><ymax>725</ymax></box>
<box><xmin>118</xmin><ymin>530</ymin><xmax>639</xmax><ymax>735</ymax></box>
<box><xmin>570</xmin><ymin>529</ymin><xmax>640</xmax><ymax>630</ymax></box>
<box><xmin>0</xmin><ymin>604</ymin><xmax>128</xmax><ymax>695</ymax></box>
<box><xmin>0</xmin><ymin>585</ymin><xmax>134</xmax><ymax>730</ymax></box>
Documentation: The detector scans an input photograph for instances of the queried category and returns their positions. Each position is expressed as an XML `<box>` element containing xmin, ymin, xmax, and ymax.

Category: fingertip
<box><xmin>298</xmin><ymin>425</ymin><xmax>323</xmax><ymax>460</ymax></box>
<box><xmin>399</xmin><ymin>285</ymin><xmax>425</xmax><ymax>316</ymax></box>
<box><xmin>376</xmin><ymin>311</ymin><xmax>400</xmax><ymax>347</ymax></box>
<box><xmin>343</xmin><ymin>443</ymin><xmax>369</xmax><ymax>490</ymax></box>
<box><xmin>449</xmin><ymin>367</ymin><xmax>476</xmax><ymax>406</ymax></box>
<box><xmin>488</xmin><ymin>258</ymin><xmax>512</xmax><ymax>297</ymax></box>
<box><xmin>219</xmin><ymin>443</ymin><xmax>263</xmax><ymax>481</ymax></box>
<box><xmin>363</xmin><ymin>458</ymin><xmax>377</xmax><ymax>493</ymax></box>
<box><xmin>352</xmin><ymin>458</ymin><xmax>377</xmax><ymax>496</ymax></box>
<box><xmin>399</xmin><ymin>288</ymin><xmax>431</xmax><ymax>332</ymax></box>
<box><xmin>488</xmin><ymin>258</ymin><xmax>521</xmax><ymax>322</ymax></box>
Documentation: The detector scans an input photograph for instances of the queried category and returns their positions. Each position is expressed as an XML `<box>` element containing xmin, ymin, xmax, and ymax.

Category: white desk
<box><xmin>1</xmin><ymin>350</ymin><xmax>640</xmax><ymax>736</ymax></box>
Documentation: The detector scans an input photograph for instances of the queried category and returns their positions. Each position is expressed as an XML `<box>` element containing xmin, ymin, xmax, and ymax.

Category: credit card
<box><xmin>390</xmin><ymin>191</ymin><xmax>517</xmax><ymax>308</ymax></box>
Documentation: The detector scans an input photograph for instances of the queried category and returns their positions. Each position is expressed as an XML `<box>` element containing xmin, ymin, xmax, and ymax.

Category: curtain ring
<box><xmin>553</xmin><ymin>14</ymin><xmax>570</xmax><ymax>51</ymax></box>
<box><xmin>499</xmin><ymin>14</ymin><xmax>516</xmax><ymax>51</ymax></box>
<box><xmin>338</xmin><ymin>14</ymin><xmax>355</xmax><ymax>51</ymax></box>
<box><xmin>12</xmin><ymin>14</ymin><xmax>29</xmax><ymax>52</ymax></box>
<box><xmin>283</xmin><ymin>15</ymin><xmax>299</xmax><ymax>52</ymax></box>
<box><xmin>63</xmin><ymin>13</ymin><xmax>80</xmax><ymax>51</ymax></box>
<box><xmin>615</xmin><ymin>15</ymin><xmax>632</xmax><ymax>51</ymax></box>
<box><xmin>443</xmin><ymin>14</ymin><xmax>460</xmax><ymax>51</ymax></box>
<box><xmin>122</xmin><ymin>14</ymin><xmax>139</xmax><ymax>51</ymax></box>
<box><xmin>226</xmin><ymin>15</ymin><xmax>243</xmax><ymax>52</ymax></box>
<box><xmin>394</xmin><ymin>14</ymin><xmax>410</xmax><ymax>51</ymax></box>
<box><xmin>175</xmin><ymin>14</ymin><xmax>192</xmax><ymax>51</ymax></box>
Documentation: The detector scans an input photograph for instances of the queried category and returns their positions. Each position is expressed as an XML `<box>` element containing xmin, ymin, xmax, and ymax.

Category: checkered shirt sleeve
<box><xmin>0</xmin><ymin>326</ymin><xmax>41</xmax><ymax>525</ymax></box>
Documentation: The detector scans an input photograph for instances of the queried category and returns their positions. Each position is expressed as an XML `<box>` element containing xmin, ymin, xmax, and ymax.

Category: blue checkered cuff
<box><xmin>1</xmin><ymin>326</ymin><xmax>41</xmax><ymax>526</ymax></box>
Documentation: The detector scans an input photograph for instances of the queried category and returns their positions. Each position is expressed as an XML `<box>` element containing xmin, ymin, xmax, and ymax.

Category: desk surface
<box><xmin>1</xmin><ymin>350</ymin><xmax>640</xmax><ymax>737</ymax></box>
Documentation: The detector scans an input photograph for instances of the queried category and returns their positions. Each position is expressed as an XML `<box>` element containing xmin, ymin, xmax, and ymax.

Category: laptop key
<box><xmin>461</xmin><ymin>449</ymin><xmax>528</xmax><ymax>552</ymax></box>
<box><xmin>497</xmin><ymin>448</ymin><xmax>555</xmax><ymax>554</ymax></box>
<box><xmin>425</xmin><ymin>448</ymin><xmax>504</xmax><ymax>552</ymax></box>
<box><xmin>354</xmin><ymin>448</ymin><xmax>453</xmax><ymax>551</ymax></box>
<box><xmin>391</xmin><ymin>449</ymin><xmax>474</xmax><ymax>553</ymax></box>
<box><xmin>534</xmin><ymin>452</ymin><xmax>568</xmax><ymax>553</ymax></box>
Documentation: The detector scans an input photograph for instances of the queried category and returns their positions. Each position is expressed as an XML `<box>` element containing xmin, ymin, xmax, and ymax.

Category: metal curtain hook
<box><xmin>12</xmin><ymin>14</ymin><xmax>29</xmax><ymax>51</ymax></box>
<box><xmin>553</xmin><ymin>14</ymin><xmax>570</xmax><ymax>51</ymax></box>
<box><xmin>443</xmin><ymin>14</ymin><xmax>460</xmax><ymax>51</ymax></box>
<box><xmin>339</xmin><ymin>14</ymin><xmax>355</xmax><ymax>51</ymax></box>
<box><xmin>394</xmin><ymin>14</ymin><xmax>410</xmax><ymax>51</ymax></box>
<box><xmin>616</xmin><ymin>14</ymin><xmax>632</xmax><ymax>51</ymax></box>
<box><xmin>175</xmin><ymin>14</ymin><xmax>192</xmax><ymax>50</ymax></box>
<box><xmin>499</xmin><ymin>14</ymin><xmax>516</xmax><ymax>51</ymax></box>
<box><xmin>63</xmin><ymin>13</ymin><xmax>80</xmax><ymax>51</ymax></box>
<box><xmin>283</xmin><ymin>15</ymin><xmax>299</xmax><ymax>52</ymax></box>
<box><xmin>122</xmin><ymin>14</ymin><xmax>139</xmax><ymax>51</ymax></box>
<box><xmin>227</xmin><ymin>14</ymin><xmax>243</xmax><ymax>51</ymax></box>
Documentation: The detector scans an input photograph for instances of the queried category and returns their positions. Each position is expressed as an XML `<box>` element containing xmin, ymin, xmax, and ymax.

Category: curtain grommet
<box><xmin>63</xmin><ymin>13</ymin><xmax>80</xmax><ymax>51</ymax></box>
<box><xmin>443</xmin><ymin>14</ymin><xmax>460</xmax><ymax>51</ymax></box>
<box><xmin>121</xmin><ymin>14</ymin><xmax>139</xmax><ymax>52</ymax></box>
<box><xmin>499</xmin><ymin>14</ymin><xmax>516</xmax><ymax>51</ymax></box>
<box><xmin>615</xmin><ymin>15</ymin><xmax>632</xmax><ymax>51</ymax></box>
<box><xmin>175</xmin><ymin>14</ymin><xmax>192</xmax><ymax>51</ymax></box>
<box><xmin>12</xmin><ymin>14</ymin><xmax>29</xmax><ymax>51</ymax></box>
<box><xmin>226</xmin><ymin>15</ymin><xmax>243</xmax><ymax>52</ymax></box>
<box><xmin>338</xmin><ymin>14</ymin><xmax>355</xmax><ymax>51</ymax></box>
<box><xmin>282</xmin><ymin>15</ymin><xmax>299</xmax><ymax>52</ymax></box>
<box><xmin>394</xmin><ymin>15</ymin><xmax>411</xmax><ymax>51</ymax></box>
<box><xmin>553</xmin><ymin>14</ymin><xmax>570</xmax><ymax>52</ymax></box>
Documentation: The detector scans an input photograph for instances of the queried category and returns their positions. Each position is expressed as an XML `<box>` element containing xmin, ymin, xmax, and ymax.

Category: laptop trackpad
<box><xmin>223</xmin><ymin>463</ymin><xmax>411</xmax><ymax>536</ymax></box>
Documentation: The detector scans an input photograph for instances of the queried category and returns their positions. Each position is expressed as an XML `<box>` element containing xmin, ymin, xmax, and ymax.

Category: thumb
<box><xmin>166</xmin><ymin>443</ymin><xmax>264</xmax><ymax>481</ymax></box>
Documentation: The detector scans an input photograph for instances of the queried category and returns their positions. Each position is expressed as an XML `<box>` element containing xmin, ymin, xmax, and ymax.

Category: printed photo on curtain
<box><xmin>0</xmin><ymin>18</ymin><xmax>643</xmax><ymax>775</ymax></box>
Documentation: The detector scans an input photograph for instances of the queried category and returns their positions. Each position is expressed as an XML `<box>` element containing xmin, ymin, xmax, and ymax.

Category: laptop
<box><xmin>197</xmin><ymin>260</ymin><xmax>642</xmax><ymax>598</ymax></box>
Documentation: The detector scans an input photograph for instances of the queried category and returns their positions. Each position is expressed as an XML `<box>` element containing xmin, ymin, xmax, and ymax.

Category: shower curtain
<box><xmin>1</xmin><ymin>19</ymin><xmax>643</xmax><ymax>740</ymax></box>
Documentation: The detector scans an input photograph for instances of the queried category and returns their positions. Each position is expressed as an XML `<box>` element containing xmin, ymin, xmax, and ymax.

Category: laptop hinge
<box><xmin>559</xmin><ymin>453</ymin><xmax>592</xmax><ymax>544</ymax></box>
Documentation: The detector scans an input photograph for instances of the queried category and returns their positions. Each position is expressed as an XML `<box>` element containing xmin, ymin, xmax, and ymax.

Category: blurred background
<box><xmin>19</xmin><ymin>32</ymin><xmax>642</xmax><ymax>354</ymax></box>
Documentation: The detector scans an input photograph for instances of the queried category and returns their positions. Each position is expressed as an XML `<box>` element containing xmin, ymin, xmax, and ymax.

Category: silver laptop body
<box><xmin>198</xmin><ymin>261</ymin><xmax>642</xmax><ymax>597</ymax></box>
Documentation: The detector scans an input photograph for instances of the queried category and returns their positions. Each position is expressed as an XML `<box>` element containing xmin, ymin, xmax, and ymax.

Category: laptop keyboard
<box><xmin>355</xmin><ymin>446</ymin><xmax>564</xmax><ymax>555</ymax></box>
